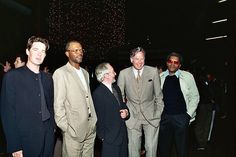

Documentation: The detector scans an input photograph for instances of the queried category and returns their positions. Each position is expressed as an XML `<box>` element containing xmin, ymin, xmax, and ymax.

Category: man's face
<box><xmin>26</xmin><ymin>42</ymin><xmax>46</xmax><ymax>66</ymax></box>
<box><xmin>130</xmin><ymin>51</ymin><xmax>145</xmax><ymax>70</ymax></box>
<box><xmin>65</xmin><ymin>42</ymin><xmax>83</xmax><ymax>65</ymax></box>
<box><xmin>166</xmin><ymin>56</ymin><xmax>181</xmax><ymax>74</ymax></box>
<box><xmin>14</xmin><ymin>57</ymin><xmax>25</xmax><ymax>68</ymax></box>
<box><xmin>105</xmin><ymin>64</ymin><xmax>116</xmax><ymax>83</ymax></box>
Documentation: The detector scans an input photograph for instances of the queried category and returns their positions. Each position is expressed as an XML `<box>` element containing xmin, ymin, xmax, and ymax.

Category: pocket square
<box><xmin>148</xmin><ymin>79</ymin><xmax>152</xmax><ymax>82</ymax></box>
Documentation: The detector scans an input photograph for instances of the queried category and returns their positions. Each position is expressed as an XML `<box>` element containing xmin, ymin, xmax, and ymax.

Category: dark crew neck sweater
<box><xmin>163</xmin><ymin>75</ymin><xmax>187</xmax><ymax>115</ymax></box>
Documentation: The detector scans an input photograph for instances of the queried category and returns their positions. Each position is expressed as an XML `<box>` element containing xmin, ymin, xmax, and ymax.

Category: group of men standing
<box><xmin>1</xmin><ymin>36</ymin><xmax>199</xmax><ymax>157</ymax></box>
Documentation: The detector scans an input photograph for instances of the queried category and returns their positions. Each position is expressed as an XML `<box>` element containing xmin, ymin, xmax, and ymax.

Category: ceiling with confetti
<box><xmin>0</xmin><ymin>0</ymin><xmax>235</xmax><ymax>71</ymax></box>
<box><xmin>49</xmin><ymin>0</ymin><xmax>126</xmax><ymax>61</ymax></box>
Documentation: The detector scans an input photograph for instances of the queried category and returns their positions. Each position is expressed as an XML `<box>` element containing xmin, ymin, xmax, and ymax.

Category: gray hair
<box><xmin>95</xmin><ymin>62</ymin><xmax>110</xmax><ymax>82</ymax></box>
<box><xmin>130</xmin><ymin>46</ymin><xmax>146</xmax><ymax>58</ymax></box>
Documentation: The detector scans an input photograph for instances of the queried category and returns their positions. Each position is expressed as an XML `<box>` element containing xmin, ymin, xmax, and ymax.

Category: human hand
<box><xmin>12</xmin><ymin>150</ymin><xmax>23</xmax><ymax>157</ymax></box>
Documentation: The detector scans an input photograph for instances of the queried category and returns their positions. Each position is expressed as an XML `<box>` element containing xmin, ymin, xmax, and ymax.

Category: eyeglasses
<box><xmin>167</xmin><ymin>60</ymin><xmax>180</xmax><ymax>65</ymax></box>
<box><xmin>67</xmin><ymin>49</ymin><xmax>85</xmax><ymax>53</ymax></box>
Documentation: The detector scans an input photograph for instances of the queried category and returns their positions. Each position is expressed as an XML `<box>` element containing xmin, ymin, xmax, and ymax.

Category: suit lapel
<box><xmin>128</xmin><ymin>68</ymin><xmax>139</xmax><ymax>98</ymax></box>
<box><xmin>138</xmin><ymin>66</ymin><xmax>148</xmax><ymax>98</ymax></box>
<box><xmin>128</xmin><ymin>66</ymin><xmax>146</xmax><ymax>99</ymax></box>
<box><xmin>66</xmin><ymin>63</ymin><xmax>87</xmax><ymax>93</ymax></box>
<box><xmin>101</xmin><ymin>84</ymin><xmax>120</xmax><ymax>108</ymax></box>
<box><xmin>81</xmin><ymin>68</ymin><xmax>90</xmax><ymax>92</ymax></box>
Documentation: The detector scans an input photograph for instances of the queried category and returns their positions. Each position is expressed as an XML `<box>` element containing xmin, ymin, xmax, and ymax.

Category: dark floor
<box><xmin>188</xmin><ymin>111</ymin><xmax>235</xmax><ymax>157</ymax></box>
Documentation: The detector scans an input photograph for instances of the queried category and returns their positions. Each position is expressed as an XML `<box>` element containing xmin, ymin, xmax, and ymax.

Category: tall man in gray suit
<box><xmin>53</xmin><ymin>40</ymin><xmax>97</xmax><ymax>157</ymax></box>
<box><xmin>117</xmin><ymin>47</ymin><xmax>164</xmax><ymax>157</ymax></box>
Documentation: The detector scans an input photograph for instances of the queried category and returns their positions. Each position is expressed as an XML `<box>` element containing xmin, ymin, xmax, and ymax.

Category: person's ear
<box><xmin>26</xmin><ymin>49</ymin><xmax>29</xmax><ymax>56</ymax></box>
<box><xmin>130</xmin><ymin>57</ymin><xmax>133</xmax><ymax>63</ymax></box>
<box><xmin>65</xmin><ymin>51</ymin><xmax>69</xmax><ymax>57</ymax></box>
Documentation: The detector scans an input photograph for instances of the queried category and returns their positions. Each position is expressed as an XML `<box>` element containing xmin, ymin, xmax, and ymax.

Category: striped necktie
<box><xmin>137</xmin><ymin>70</ymin><xmax>141</xmax><ymax>82</ymax></box>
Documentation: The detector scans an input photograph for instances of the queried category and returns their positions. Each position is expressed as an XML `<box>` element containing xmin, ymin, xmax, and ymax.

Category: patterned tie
<box><xmin>137</xmin><ymin>70</ymin><xmax>141</xmax><ymax>82</ymax></box>
<box><xmin>136</xmin><ymin>70</ymin><xmax>142</xmax><ymax>96</ymax></box>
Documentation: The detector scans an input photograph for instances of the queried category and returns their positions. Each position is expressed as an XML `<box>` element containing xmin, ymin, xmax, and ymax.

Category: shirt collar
<box><xmin>132</xmin><ymin>66</ymin><xmax>144</xmax><ymax>76</ymax></box>
<box><xmin>164</xmin><ymin>69</ymin><xmax>180</xmax><ymax>78</ymax></box>
<box><xmin>102</xmin><ymin>82</ymin><xmax>112</xmax><ymax>92</ymax></box>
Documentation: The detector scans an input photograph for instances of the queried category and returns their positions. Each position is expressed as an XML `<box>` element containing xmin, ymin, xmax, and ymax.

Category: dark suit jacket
<box><xmin>92</xmin><ymin>83</ymin><xmax>128</xmax><ymax>146</ymax></box>
<box><xmin>0</xmin><ymin>66</ymin><xmax>55</xmax><ymax>155</ymax></box>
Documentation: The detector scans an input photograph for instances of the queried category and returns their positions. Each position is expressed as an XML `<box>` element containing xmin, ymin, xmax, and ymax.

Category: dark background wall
<box><xmin>0</xmin><ymin>0</ymin><xmax>235</xmax><ymax>79</ymax></box>
<box><xmin>0</xmin><ymin>0</ymin><xmax>48</xmax><ymax>62</ymax></box>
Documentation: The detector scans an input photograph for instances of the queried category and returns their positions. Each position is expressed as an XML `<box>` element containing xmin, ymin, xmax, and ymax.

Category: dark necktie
<box><xmin>39</xmin><ymin>73</ymin><xmax>50</xmax><ymax>121</ymax></box>
<box><xmin>112</xmin><ymin>86</ymin><xmax>120</xmax><ymax>106</ymax></box>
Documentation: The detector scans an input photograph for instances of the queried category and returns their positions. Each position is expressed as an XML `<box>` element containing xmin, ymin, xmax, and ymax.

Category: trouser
<box><xmin>62</xmin><ymin>122</ymin><xmax>96</xmax><ymax>157</ymax></box>
<box><xmin>21</xmin><ymin>120</ymin><xmax>55</xmax><ymax>157</ymax></box>
<box><xmin>101</xmin><ymin>137</ymin><xmax>128</xmax><ymax>157</ymax></box>
<box><xmin>158</xmin><ymin>113</ymin><xmax>190</xmax><ymax>157</ymax></box>
<box><xmin>127</xmin><ymin>119</ymin><xmax>159</xmax><ymax>157</ymax></box>
<box><xmin>194</xmin><ymin>103</ymin><xmax>213</xmax><ymax>147</ymax></box>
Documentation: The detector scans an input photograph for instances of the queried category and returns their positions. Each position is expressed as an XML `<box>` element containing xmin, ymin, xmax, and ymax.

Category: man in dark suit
<box><xmin>92</xmin><ymin>62</ymin><xmax>129</xmax><ymax>157</ymax></box>
<box><xmin>1</xmin><ymin>36</ymin><xmax>55</xmax><ymax>157</ymax></box>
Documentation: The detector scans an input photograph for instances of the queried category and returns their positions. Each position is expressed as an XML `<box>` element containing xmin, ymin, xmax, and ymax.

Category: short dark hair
<box><xmin>130</xmin><ymin>47</ymin><xmax>146</xmax><ymax>58</ymax></box>
<box><xmin>65</xmin><ymin>40</ymin><xmax>82</xmax><ymax>51</ymax></box>
<box><xmin>15</xmin><ymin>53</ymin><xmax>27</xmax><ymax>63</ymax></box>
<box><xmin>166</xmin><ymin>52</ymin><xmax>183</xmax><ymax>64</ymax></box>
<box><xmin>26</xmin><ymin>36</ymin><xmax>49</xmax><ymax>51</ymax></box>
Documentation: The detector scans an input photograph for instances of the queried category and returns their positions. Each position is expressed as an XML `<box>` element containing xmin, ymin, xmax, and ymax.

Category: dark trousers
<box><xmin>23</xmin><ymin>121</ymin><xmax>55</xmax><ymax>157</ymax></box>
<box><xmin>101</xmin><ymin>138</ymin><xmax>128</xmax><ymax>157</ymax></box>
<box><xmin>158</xmin><ymin>113</ymin><xmax>190</xmax><ymax>157</ymax></box>
<box><xmin>194</xmin><ymin>103</ymin><xmax>213</xmax><ymax>147</ymax></box>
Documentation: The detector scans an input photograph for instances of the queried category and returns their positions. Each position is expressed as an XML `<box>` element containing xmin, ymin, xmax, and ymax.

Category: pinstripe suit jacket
<box><xmin>117</xmin><ymin>65</ymin><xmax>164</xmax><ymax>129</ymax></box>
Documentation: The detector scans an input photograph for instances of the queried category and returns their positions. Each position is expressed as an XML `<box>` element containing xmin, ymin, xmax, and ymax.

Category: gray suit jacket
<box><xmin>117</xmin><ymin>65</ymin><xmax>164</xmax><ymax>129</ymax></box>
<box><xmin>53</xmin><ymin>62</ymin><xmax>97</xmax><ymax>142</ymax></box>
